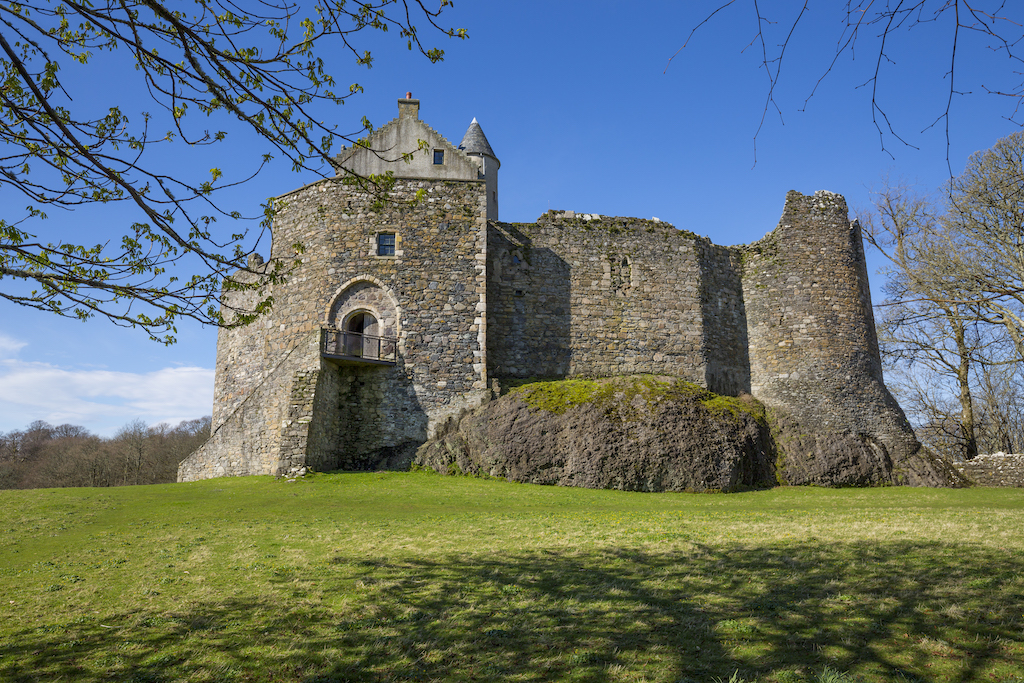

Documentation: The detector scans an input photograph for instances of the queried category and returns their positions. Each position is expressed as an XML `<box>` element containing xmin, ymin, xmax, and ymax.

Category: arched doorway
<box><xmin>325</xmin><ymin>279</ymin><xmax>399</xmax><ymax>363</ymax></box>
<box><xmin>346</xmin><ymin>311</ymin><xmax>379</xmax><ymax>335</ymax></box>
<box><xmin>344</xmin><ymin>311</ymin><xmax>378</xmax><ymax>357</ymax></box>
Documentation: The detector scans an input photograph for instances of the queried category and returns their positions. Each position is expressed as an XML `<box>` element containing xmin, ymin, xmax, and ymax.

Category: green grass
<box><xmin>1</xmin><ymin>473</ymin><xmax>1023</xmax><ymax>682</ymax></box>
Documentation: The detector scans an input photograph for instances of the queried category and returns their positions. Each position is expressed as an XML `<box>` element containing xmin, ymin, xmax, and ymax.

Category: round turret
<box><xmin>459</xmin><ymin>118</ymin><xmax>499</xmax><ymax>220</ymax></box>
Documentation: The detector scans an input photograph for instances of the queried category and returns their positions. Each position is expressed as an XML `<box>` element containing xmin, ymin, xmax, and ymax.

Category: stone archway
<box><xmin>326</xmin><ymin>278</ymin><xmax>398</xmax><ymax>340</ymax></box>
<box><xmin>317</xmin><ymin>277</ymin><xmax>421</xmax><ymax>473</ymax></box>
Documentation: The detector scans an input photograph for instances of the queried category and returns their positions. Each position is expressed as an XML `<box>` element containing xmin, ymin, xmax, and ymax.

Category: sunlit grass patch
<box><xmin>0</xmin><ymin>474</ymin><xmax>1022</xmax><ymax>681</ymax></box>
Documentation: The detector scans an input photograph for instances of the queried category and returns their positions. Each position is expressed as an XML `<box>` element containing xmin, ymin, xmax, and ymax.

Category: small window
<box><xmin>433</xmin><ymin>149</ymin><xmax>444</xmax><ymax>165</ymax></box>
<box><xmin>377</xmin><ymin>232</ymin><xmax>396</xmax><ymax>256</ymax></box>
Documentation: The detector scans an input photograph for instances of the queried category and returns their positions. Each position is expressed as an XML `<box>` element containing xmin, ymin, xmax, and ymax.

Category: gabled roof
<box><xmin>459</xmin><ymin>118</ymin><xmax>498</xmax><ymax>161</ymax></box>
<box><xmin>331</xmin><ymin>98</ymin><xmax>480</xmax><ymax>181</ymax></box>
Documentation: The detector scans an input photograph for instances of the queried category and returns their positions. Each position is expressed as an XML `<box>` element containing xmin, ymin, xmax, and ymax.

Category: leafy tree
<box><xmin>0</xmin><ymin>0</ymin><xmax>465</xmax><ymax>342</ymax></box>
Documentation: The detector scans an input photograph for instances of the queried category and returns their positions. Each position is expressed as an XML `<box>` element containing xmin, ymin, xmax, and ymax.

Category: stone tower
<box><xmin>741</xmin><ymin>191</ymin><xmax>944</xmax><ymax>485</ymax></box>
<box><xmin>179</xmin><ymin>96</ymin><xmax>496</xmax><ymax>480</ymax></box>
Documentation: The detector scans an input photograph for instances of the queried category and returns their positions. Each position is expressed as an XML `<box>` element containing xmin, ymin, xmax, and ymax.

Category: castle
<box><xmin>178</xmin><ymin>95</ymin><xmax>944</xmax><ymax>485</ymax></box>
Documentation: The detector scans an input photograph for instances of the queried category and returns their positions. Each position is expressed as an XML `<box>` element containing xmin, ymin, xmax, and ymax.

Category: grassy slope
<box><xmin>1</xmin><ymin>473</ymin><xmax>1022</xmax><ymax>683</ymax></box>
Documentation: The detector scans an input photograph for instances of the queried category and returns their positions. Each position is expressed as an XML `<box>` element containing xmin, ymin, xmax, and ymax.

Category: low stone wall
<box><xmin>957</xmin><ymin>453</ymin><xmax>1024</xmax><ymax>487</ymax></box>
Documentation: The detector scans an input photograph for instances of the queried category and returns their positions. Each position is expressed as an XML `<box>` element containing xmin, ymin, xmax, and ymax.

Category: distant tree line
<box><xmin>0</xmin><ymin>417</ymin><xmax>210</xmax><ymax>489</ymax></box>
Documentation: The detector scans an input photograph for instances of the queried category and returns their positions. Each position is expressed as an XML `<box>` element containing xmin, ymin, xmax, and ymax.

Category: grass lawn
<box><xmin>1</xmin><ymin>472</ymin><xmax>1022</xmax><ymax>682</ymax></box>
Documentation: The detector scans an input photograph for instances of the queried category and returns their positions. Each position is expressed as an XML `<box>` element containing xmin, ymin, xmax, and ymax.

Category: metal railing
<box><xmin>321</xmin><ymin>328</ymin><xmax>398</xmax><ymax>364</ymax></box>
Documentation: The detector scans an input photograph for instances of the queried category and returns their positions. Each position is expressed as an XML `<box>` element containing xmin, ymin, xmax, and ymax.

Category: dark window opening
<box><xmin>377</xmin><ymin>233</ymin><xmax>396</xmax><ymax>256</ymax></box>
<box><xmin>433</xmin><ymin>149</ymin><xmax>444</xmax><ymax>165</ymax></box>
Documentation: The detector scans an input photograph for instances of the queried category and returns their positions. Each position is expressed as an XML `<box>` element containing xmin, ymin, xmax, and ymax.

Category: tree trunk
<box><xmin>954</xmin><ymin>321</ymin><xmax>979</xmax><ymax>460</ymax></box>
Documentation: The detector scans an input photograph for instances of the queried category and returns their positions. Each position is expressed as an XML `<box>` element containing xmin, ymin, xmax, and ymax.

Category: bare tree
<box><xmin>974</xmin><ymin>362</ymin><xmax>1024</xmax><ymax>453</ymax></box>
<box><xmin>144</xmin><ymin>416</ymin><xmax>210</xmax><ymax>482</ymax></box>
<box><xmin>863</xmin><ymin>132</ymin><xmax>1024</xmax><ymax>458</ymax></box>
<box><xmin>670</xmin><ymin>2</ymin><xmax>1024</xmax><ymax>165</ymax></box>
<box><xmin>943</xmin><ymin>132</ymin><xmax>1024</xmax><ymax>354</ymax></box>
<box><xmin>0</xmin><ymin>415</ymin><xmax>212</xmax><ymax>488</ymax></box>
<box><xmin>38</xmin><ymin>432</ymin><xmax>112</xmax><ymax>488</ymax></box>
<box><xmin>863</xmin><ymin>180</ymin><xmax>995</xmax><ymax>459</ymax></box>
<box><xmin>114</xmin><ymin>418</ymin><xmax>149</xmax><ymax>486</ymax></box>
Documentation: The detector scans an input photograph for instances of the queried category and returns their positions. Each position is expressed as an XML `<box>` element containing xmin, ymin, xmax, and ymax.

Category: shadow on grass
<box><xmin>1</xmin><ymin>541</ymin><xmax>1021</xmax><ymax>682</ymax></box>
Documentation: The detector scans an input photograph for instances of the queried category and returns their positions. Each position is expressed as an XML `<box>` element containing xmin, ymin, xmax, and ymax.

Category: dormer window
<box><xmin>433</xmin><ymin>149</ymin><xmax>444</xmax><ymax>165</ymax></box>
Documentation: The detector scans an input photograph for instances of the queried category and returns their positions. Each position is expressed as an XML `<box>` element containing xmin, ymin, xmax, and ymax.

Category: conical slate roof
<box><xmin>459</xmin><ymin>118</ymin><xmax>497</xmax><ymax>159</ymax></box>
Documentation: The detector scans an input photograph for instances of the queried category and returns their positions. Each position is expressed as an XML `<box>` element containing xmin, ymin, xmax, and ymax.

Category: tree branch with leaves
<box><xmin>0</xmin><ymin>0</ymin><xmax>465</xmax><ymax>342</ymax></box>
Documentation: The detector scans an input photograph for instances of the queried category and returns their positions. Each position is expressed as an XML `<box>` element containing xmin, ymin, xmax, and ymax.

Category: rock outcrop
<box><xmin>767</xmin><ymin>409</ymin><xmax>962</xmax><ymax>487</ymax></box>
<box><xmin>415</xmin><ymin>376</ymin><xmax>965</xmax><ymax>491</ymax></box>
<box><xmin>415</xmin><ymin>376</ymin><xmax>776</xmax><ymax>492</ymax></box>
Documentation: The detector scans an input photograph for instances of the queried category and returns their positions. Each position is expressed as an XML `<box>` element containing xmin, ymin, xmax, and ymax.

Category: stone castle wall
<box><xmin>485</xmin><ymin>214</ymin><xmax>752</xmax><ymax>397</ymax></box>
<box><xmin>742</xmin><ymin>191</ymin><xmax>884</xmax><ymax>402</ymax></box>
<box><xmin>697</xmin><ymin>243</ymin><xmax>751</xmax><ymax>396</ymax></box>
<box><xmin>183</xmin><ymin>183</ymin><xmax>958</xmax><ymax>486</ymax></box>
<box><xmin>210</xmin><ymin>263</ymin><xmax>278</xmax><ymax>430</ymax></box>
<box><xmin>487</xmin><ymin>215</ymin><xmax>710</xmax><ymax>385</ymax></box>
<box><xmin>179</xmin><ymin>331</ymin><xmax>321</xmax><ymax>480</ymax></box>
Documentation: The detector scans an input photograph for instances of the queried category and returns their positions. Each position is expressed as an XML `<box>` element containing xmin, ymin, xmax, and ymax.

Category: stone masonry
<box><xmin>957</xmin><ymin>453</ymin><xmax>1024</xmax><ymax>487</ymax></box>
<box><xmin>179</xmin><ymin>96</ymin><xmax>948</xmax><ymax>485</ymax></box>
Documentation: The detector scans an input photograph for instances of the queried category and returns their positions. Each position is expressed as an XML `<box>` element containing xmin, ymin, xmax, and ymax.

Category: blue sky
<box><xmin>1</xmin><ymin>1</ymin><xmax>1021</xmax><ymax>435</ymax></box>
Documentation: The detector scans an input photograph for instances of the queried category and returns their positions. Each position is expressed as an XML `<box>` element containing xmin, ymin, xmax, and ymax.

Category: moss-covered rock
<box><xmin>415</xmin><ymin>376</ymin><xmax>776</xmax><ymax>492</ymax></box>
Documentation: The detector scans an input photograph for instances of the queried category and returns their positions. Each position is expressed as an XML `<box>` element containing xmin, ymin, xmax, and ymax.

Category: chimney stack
<box><xmin>398</xmin><ymin>93</ymin><xmax>419</xmax><ymax>120</ymax></box>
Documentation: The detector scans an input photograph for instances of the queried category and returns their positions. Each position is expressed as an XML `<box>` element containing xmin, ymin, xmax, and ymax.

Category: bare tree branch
<box><xmin>670</xmin><ymin>1</ymin><xmax>1024</xmax><ymax>166</ymax></box>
